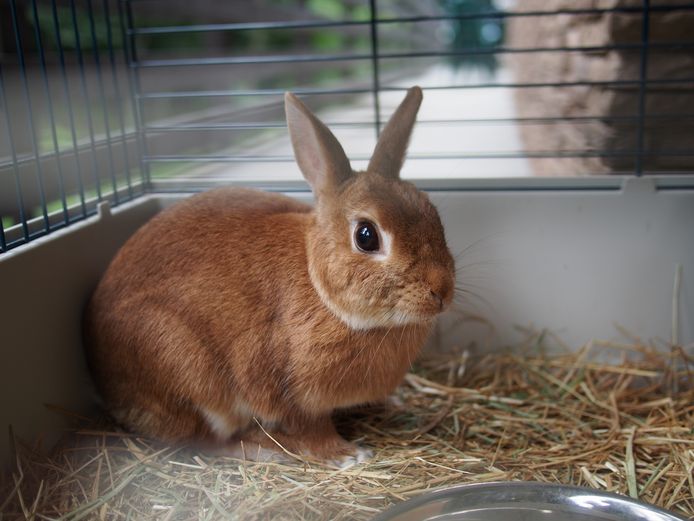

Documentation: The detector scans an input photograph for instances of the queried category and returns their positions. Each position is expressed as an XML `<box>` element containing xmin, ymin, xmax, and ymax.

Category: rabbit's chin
<box><xmin>311</xmin><ymin>279</ymin><xmax>433</xmax><ymax>331</ymax></box>
<box><xmin>334</xmin><ymin>307</ymin><xmax>432</xmax><ymax>331</ymax></box>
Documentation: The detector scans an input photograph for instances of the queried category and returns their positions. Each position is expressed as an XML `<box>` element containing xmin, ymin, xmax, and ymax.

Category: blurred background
<box><xmin>1</xmin><ymin>0</ymin><xmax>693</xmax><ymax>239</ymax></box>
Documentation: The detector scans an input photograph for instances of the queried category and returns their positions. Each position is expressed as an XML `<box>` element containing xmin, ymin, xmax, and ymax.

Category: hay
<box><xmin>2</xmin><ymin>331</ymin><xmax>693</xmax><ymax>520</ymax></box>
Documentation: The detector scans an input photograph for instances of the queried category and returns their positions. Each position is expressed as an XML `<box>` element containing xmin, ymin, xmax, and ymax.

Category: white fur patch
<box><xmin>199</xmin><ymin>402</ymin><xmax>277</xmax><ymax>441</ymax></box>
<box><xmin>199</xmin><ymin>407</ymin><xmax>234</xmax><ymax>440</ymax></box>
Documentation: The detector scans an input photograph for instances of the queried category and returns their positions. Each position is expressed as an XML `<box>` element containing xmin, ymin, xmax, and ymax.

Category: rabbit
<box><xmin>83</xmin><ymin>86</ymin><xmax>455</xmax><ymax>466</ymax></box>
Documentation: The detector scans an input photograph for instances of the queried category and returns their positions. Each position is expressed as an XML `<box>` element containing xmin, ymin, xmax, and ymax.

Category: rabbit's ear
<box><xmin>368</xmin><ymin>86</ymin><xmax>422</xmax><ymax>179</ymax></box>
<box><xmin>285</xmin><ymin>92</ymin><xmax>352</xmax><ymax>198</ymax></box>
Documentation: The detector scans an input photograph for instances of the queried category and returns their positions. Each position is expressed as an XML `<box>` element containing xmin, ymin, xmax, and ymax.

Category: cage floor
<box><xmin>1</xmin><ymin>332</ymin><xmax>692</xmax><ymax>521</ymax></box>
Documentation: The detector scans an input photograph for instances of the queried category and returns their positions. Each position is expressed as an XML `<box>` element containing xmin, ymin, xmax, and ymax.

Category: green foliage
<box><xmin>351</xmin><ymin>5</ymin><xmax>371</xmax><ymax>22</ymax></box>
<box><xmin>245</xmin><ymin>28</ymin><xmax>295</xmax><ymax>53</ymax></box>
<box><xmin>149</xmin><ymin>162</ymin><xmax>197</xmax><ymax>180</ymax></box>
<box><xmin>39</xmin><ymin>124</ymin><xmax>74</xmax><ymax>153</ymax></box>
<box><xmin>142</xmin><ymin>30</ymin><xmax>204</xmax><ymax>52</ymax></box>
<box><xmin>307</xmin><ymin>0</ymin><xmax>346</xmax><ymax>20</ymax></box>
<box><xmin>311</xmin><ymin>31</ymin><xmax>344</xmax><ymax>52</ymax></box>
<box><xmin>34</xmin><ymin>192</ymin><xmax>83</xmax><ymax>218</ymax></box>
<box><xmin>2</xmin><ymin>216</ymin><xmax>15</xmax><ymax>230</ymax></box>
<box><xmin>28</xmin><ymin>3</ymin><xmax>209</xmax><ymax>53</ymax></box>
<box><xmin>26</xmin><ymin>0</ymin><xmax>368</xmax><ymax>55</ymax></box>
<box><xmin>311</xmin><ymin>67</ymin><xmax>344</xmax><ymax>84</ymax></box>
<box><xmin>30</xmin><ymin>4</ymin><xmax>122</xmax><ymax>51</ymax></box>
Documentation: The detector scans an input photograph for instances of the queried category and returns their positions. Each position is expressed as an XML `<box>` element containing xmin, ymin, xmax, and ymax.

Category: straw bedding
<box><xmin>2</xmin><ymin>329</ymin><xmax>693</xmax><ymax>520</ymax></box>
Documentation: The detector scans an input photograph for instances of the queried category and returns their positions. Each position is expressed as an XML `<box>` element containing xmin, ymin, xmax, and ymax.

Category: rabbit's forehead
<box><xmin>341</xmin><ymin>174</ymin><xmax>435</xmax><ymax>227</ymax></box>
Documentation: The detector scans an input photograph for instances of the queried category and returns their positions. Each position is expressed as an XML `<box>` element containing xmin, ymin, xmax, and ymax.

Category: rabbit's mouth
<box><xmin>393</xmin><ymin>299</ymin><xmax>450</xmax><ymax>325</ymax></box>
<box><xmin>373</xmin><ymin>306</ymin><xmax>437</xmax><ymax>328</ymax></box>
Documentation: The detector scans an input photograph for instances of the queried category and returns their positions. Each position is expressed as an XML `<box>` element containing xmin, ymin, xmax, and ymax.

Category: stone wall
<box><xmin>507</xmin><ymin>0</ymin><xmax>694</xmax><ymax>175</ymax></box>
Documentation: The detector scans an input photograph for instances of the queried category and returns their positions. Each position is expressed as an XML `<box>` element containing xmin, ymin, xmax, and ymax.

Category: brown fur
<box><xmin>84</xmin><ymin>87</ymin><xmax>455</xmax><ymax>463</ymax></box>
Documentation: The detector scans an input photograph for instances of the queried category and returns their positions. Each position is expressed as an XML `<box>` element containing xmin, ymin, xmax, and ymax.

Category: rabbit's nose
<box><xmin>429</xmin><ymin>289</ymin><xmax>444</xmax><ymax>311</ymax></box>
<box><xmin>427</xmin><ymin>266</ymin><xmax>454</xmax><ymax>310</ymax></box>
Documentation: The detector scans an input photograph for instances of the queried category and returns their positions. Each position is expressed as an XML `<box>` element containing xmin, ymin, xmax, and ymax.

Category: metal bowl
<box><xmin>372</xmin><ymin>482</ymin><xmax>687</xmax><ymax>521</ymax></box>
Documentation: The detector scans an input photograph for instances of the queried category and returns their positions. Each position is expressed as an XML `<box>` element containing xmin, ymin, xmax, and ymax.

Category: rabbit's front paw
<box><xmin>330</xmin><ymin>446</ymin><xmax>373</xmax><ymax>469</ymax></box>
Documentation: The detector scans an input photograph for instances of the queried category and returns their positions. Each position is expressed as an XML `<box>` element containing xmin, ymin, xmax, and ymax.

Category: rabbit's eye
<box><xmin>354</xmin><ymin>221</ymin><xmax>380</xmax><ymax>253</ymax></box>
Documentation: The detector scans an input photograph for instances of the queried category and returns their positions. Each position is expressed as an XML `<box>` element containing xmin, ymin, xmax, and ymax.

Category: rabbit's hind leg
<box><xmin>94</xmin><ymin>299</ymin><xmax>242</xmax><ymax>446</ymax></box>
<box><xmin>110</xmin><ymin>397</ymin><xmax>211</xmax><ymax>443</ymax></box>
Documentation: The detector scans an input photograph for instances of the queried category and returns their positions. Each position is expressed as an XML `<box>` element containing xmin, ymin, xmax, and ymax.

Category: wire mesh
<box><xmin>1</xmin><ymin>0</ymin><xmax>693</xmax><ymax>253</ymax></box>
<box><xmin>0</xmin><ymin>0</ymin><xmax>143</xmax><ymax>252</ymax></box>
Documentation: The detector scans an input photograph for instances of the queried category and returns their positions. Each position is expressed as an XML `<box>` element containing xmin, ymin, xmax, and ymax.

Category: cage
<box><xmin>0</xmin><ymin>0</ymin><xmax>693</xmax><ymax>519</ymax></box>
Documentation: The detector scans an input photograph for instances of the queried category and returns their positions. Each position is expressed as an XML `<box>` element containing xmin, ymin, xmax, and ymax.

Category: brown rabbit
<box><xmin>84</xmin><ymin>87</ymin><xmax>455</xmax><ymax>466</ymax></box>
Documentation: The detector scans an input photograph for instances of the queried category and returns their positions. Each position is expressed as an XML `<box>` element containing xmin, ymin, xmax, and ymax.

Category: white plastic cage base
<box><xmin>0</xmin><ymin>177</ymin><xmax>692</xmax><ymax>465</ymax></box>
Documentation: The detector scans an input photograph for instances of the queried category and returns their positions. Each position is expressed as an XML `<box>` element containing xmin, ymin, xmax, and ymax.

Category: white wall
<box><xmin>432</xmin><ymin>177</ymin><xmax>693</xmax><ymax>352</ymax></box>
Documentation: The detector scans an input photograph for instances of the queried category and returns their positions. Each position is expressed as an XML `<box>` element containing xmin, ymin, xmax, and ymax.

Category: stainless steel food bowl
<box><xmin>372</xmin><ymin>482</ymin><xmax>687</xmax><ymax>521</ymax></box>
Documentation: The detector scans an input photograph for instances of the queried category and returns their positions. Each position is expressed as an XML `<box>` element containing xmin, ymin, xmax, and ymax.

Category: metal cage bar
<box><xmin>1</xmin><ymin>0</ymin><xmax>693</xmax><ymax>253</ymax></box>
<box><xmin>8</xmin><ymin>0</ymin><xmax>50</xmax><ymax>235</ymax></box>
<box><xmin>51</xmin><ymin>0</ymin><xmax>88</xmax><ymax>219</ymax></box>
<box><xmin>0</xmin><ymin>63</ymin><xmax>30</xmax><ymax>249</ymax></box>
<box><xmin>117</xmin><ymin>0</ymin><xmax>147</xmax><ymax>190</ymax></box>
<box><xmin>86</xmin><ymin>0</ymin><xmax>118</xmax><ymax>205</ymax></box>
<box><xmin>30</xmin><ymin>0</ymin><xmax>70</xmax><ymax>226</ymax></box>
<box><xmin>368</xmin><ymin>0</ymin><xmax>381</xmax><ymax>138</ymax></box>
<box><xmin>635</xmin><ymin>0</ymin><xmax>651</xmax><ymax>177</ymax></box>
<box><xmin>103</xmin><ymin>0</ymin><xmax>134</xmax><ymax>200</ymax></box>
<box><xmin>127</xmin><ymin>5</ymin><xmax>694</xmax><ymax>35</ymax></box>
<box><xmin>122</xmin><ymin>0</ymin><xmax>150</xmax><ymax>187</ymax></box>
<box><xmin>70</xmin><ymin>0</ymin><xmax>103</xmax><ymax>203</ymax></box>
